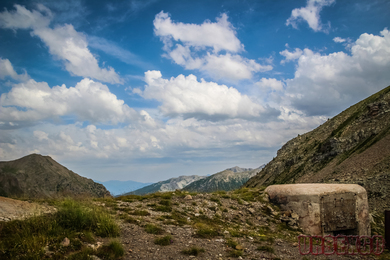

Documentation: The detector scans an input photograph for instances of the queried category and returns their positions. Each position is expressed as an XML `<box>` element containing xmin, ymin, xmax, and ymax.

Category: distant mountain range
<box><xmin>126</xmin><ymin>175</ymin><xmax>206</xmax><ymax>195</ymax></box>
<box><xmin>0</xmin><ymin>154</ymin><xmax>110</xmax><ymax>198</ymax></box>
<box><xmin>96</xmin><ymin>180</ymin><xmax>152</xmax><ymax>196</ymax></box>
<box><xmin>245</xmin><ymin>85</ymin><xmax>390</xmax><ymax>213</ymax></box>
<box><xmin>128</xmin><ymin>165</ymin><xmax>265</xmax><ymax>195</ymax></box>
<box><xmin>183</xmin><ymin>165</ymin><xmax>264</xmax><ymax>193</ymax></box>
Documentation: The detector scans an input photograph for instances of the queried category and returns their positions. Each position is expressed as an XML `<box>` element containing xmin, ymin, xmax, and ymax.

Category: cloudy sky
<box><xmin>1</xmin><ymin>0</ymin><xmax>389</xmax><ymax>182</ymax></box>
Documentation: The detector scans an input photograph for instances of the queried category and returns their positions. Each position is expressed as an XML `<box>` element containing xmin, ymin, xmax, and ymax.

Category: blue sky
<box><xmin>1</xmin><ymin>0</ymin><xmax>389</xmax><ymax>182</ymax></box>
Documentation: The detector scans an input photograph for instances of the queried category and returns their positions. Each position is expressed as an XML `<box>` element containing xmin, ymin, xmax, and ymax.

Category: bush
<box><xmin>96</xmin><ymin>240</ymin><xmax>125</xmax><ymax>260</ymax></box>
<box><xmin>182</xmin><ymin>246</ymin><xmax>205</xmax><ymax>256</ymax></box>
<box><xmin>154</xmin><ymin>235</ymin><xmax>172</xmax><ymax>246</ymax></box>
<box><xmin>144</xmin><ymin>224</ymin><xmax>164</xmax><ymax>234</ymax></box>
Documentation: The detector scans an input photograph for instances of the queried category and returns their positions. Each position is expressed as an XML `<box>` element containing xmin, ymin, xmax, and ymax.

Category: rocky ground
<box><xmin>0</xmin><ymin>196</ymin><xmax>56</xmax><ymax>221</ymax></box>
<box><xmin>1</xmin><ymin>189</ymin><xmax>388</xmax><ymax>259</ymax></box>
<box><xmin>104</xmin><ymin>189</ymin><xmax>385</xmax><ymax>260</ymax></box>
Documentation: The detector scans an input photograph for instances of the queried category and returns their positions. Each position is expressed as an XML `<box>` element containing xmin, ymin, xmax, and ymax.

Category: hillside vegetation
<box><xmin>245</xmin><ymin>85</ymin><xmax>390</xmax><ymax>214</ymax></box>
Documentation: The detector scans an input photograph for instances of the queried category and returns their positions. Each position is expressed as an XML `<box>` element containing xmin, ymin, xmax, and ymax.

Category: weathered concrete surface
<box><xmin>265</xmin><ymin>184</ymin><xmax>370</xmax><ymax>236</ymax></box>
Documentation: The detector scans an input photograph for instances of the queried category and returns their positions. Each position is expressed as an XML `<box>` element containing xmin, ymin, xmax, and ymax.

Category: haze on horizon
<box><xmin>0</xmin><ymin>0</ymin><xmax>389</xmax><ymax>183</ymax></box>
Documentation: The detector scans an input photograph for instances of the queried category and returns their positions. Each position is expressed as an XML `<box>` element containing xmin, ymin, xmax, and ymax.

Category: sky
<box><xmin>0</xmin><ymin>0</ymin><xmax>389</xmax><ymax>183</ymax></box>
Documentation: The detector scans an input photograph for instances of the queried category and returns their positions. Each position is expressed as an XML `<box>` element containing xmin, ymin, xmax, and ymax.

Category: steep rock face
<box><xmin>245</xmin><ymin>85</ymin><xmax>390</xmax><ymax>213</ymax></box>
<box><xmin>0</xmin><ymin>154</ymin><xmax>110</xmax><ymax>198</ymax></box>
<box><xmin>183</xmin><ymin>168</ymin><xmax>261</xmax><ymax>193</ymax></box>
<box><xmin>128</xmin><ymin>175</ymin><xmax>206</xmax><ymax>195</ymax></box>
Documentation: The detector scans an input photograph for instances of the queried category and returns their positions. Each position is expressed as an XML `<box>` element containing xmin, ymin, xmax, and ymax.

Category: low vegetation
<box><xmin>0</xmin><ymin>198</ymin><xmax>122</xmax><ymax>260</ymax></box>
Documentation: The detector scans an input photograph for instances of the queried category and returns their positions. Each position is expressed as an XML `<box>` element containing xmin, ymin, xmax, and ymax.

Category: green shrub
<box><xmin>145</xmin><ymin>224</ymin><xmax>164</xmax><ymax>234</ymax></box>
<box><xmin>130</xmin><ymin>209</ymin><xmax>150</xmax><ymax>216</ymax></box>
<box><xmin>154</xmin><ymin>235</ymin><xmax>172</xmax><ymax>246</ymax></box>
<box><xmin>229</xmin><ymin>249</ymin><xmax>243</xmax><ymax>257</ymax></box>
<box><xmin>96</xmin><ymin>240</ymin><xmax>125</xmax><ymax>259</ymax></box>
<box><xmin>257</xmin><ymin>245</ymin><xmax>274</xmax><ymax>253</ymax></box>
<box><xmin>182</xmin><ymin>246</ymin><xmax>205</xmax><ymax>256</ymax></box>
<box><xmin>194</xmin><ymin>223</ymin><xmax>219</xmax><ymax>238</ymax></box>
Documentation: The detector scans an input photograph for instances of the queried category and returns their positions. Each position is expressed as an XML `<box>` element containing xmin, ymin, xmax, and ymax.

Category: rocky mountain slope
<box><xmin>128</xmin><ymin>175</ymin><xmax>206</xmax><ymax>195</ymax></box>
<box><xmin>183</xmin><ymin>167</ymin><xmax>263</xmax><ymax>193</ymax></box>
<box><xmin>245</xmin><ymin>85</ymin><xmax>390</xmax><ymax>213</ymax></box>
<box><xmin>0</xmin><ymin>154</ymin><xmax>110</xmax><ymax>198</ymax></box>
<box><xmin>96</xmin><ymin>180</ymin><xmax>152</xmax><ymax>196</ymax></box>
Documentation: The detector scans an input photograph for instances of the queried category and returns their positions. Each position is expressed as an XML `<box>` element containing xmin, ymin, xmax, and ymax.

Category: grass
<box><xmin>182</xmin><ymin>246</ymin><xmax>205</xmax><ymax>256</ymax></box>
<box><xmin>228</xmin><ymin>249</ymin><xmax>243</xmax><ymax>257</ymax></box>
<box><xmin>154</xmin><ymin>235</ymin><xmax>172</xmax><ymax>246</ymax></box>
<box><xmin>144</xmin><ymin>223</ymin><xmax>164</xmax><ymax>234</ymax></box>
<box><xmin>96</xmin><ymin>240</ymin><xmax>125</xmax><ymax>260</ymax></box>
<box><xmin>130</xmin><ymin>209</ymin><xmax>150</xmax><ymax>216</ymax></box>
<box><xmin>0</xmin><ymin>198</ymin><xmax>120</xmax><ymax>260</ymax></box>
<box><xmin>257</xmin><ymin>245</ymin><xmax>275</xmax><ymax>253</ymax></box>
<box><xmin>194</xmin><ymin>223</ymin><xmax>219</xmax><ymax>238</ymax></box>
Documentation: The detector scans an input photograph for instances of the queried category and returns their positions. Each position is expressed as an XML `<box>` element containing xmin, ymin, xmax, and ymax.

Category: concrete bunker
<box><xmin>265</xmin><ymin>184</ymin><xmax>370</xmax><ymax>236</ymax></box>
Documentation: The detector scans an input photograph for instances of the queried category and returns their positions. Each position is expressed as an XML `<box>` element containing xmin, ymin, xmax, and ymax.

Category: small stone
<box><xmin>248</xmin><ymin>236</ymin><xmax>253</xmax><ymax>240</ymax></box>
<box><xmin>224</xmin><ymin>230</ymin><xmax>230</xmax><ymax>234</ymax></box>
<box><xmin>291</xmin><ymin>212</ymin><xmax>299</xmax><ymax>220</ymax></box>
<box><xmin>61</xmin><ymin>237</ymin><xmax>70</xmax><ymax>247</ymax></box>
<box><xmin>293</xmin><ymin>242</ymin><xmax>298</xmax><ymax>247</ymax></box>
<box><xmin>129</xmin><ymin>249</ymin><xmax>133</xmax><ymax>253</ymax></box>
<box><xmin>236</xmin><ymin>245</ymin><xmax>243</xmax><ymax>250</ymax></box>
<box><xmin>184</xmin><ymin>195</ymin><xmax>192</xmax><ymax>200</ymax></box>
<box><xmin>238</xmin><ymin>257</ymin><xmax>243</xmax><ymax>260</ymax></box>
<box><xmin>247</xmin><ymin>208</ymin><xmax>255</xmax><ymax>214</ymax></box>
<box><xmin>215</xmin><ymin>239</ymin><xmax>224</xmax><ymax>242</ymax></box>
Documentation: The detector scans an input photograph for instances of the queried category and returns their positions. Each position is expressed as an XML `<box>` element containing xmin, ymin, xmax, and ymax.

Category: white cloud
<box><xmin>333</xmin><ymin>37</ymin><xmax>346</xmax><ymax>43</ymax></box>
<box><xmin>286</xmin><ymin>0</ymin><xmax>335</xmax><ymax>32</ymax></box>
<box><xmin>154</xmin><ymin>11</ymin><xmax>243</xmax><ymax>53</ymax></box>
<box><xmin>284</xmin><ymin>28</ymin><xmax>390</xmax><ymax>116</ymax></box>
<box><xmin>153</xmin><ymin>11</ymin><xmax>270</xmax><ymax>81</ymax></box>
<box><xmin>0</xmin><ymin>4</ymin><xmax>52</xmax><ymax>29</ymax></box>
<box><xmin>139</xmin><ymin>70</ymin><xmax>276</xmax><ymax>121</ymax></box>
<box><xmin>279</xmin><ymin>48</ymin><xmax>303</xmax><ymax>64</ymax></box>
<box><xmin>0</xmin><ymin>78</ymin><xmax>139</xmax><ymax>128</ymax></box>
<box><xmin>256</xmin><ymin>78</ymin><xmax>284</xmax><ymax>91</ymax></box>
<box><xmin>0</xmin><ymin>58</ymin><xmax>29</xmax><ymax>81</ymax></box>
<box><xmin>0</xmin><ymin>5</ymin><xmax>122</xmax><ymax>84</ymax></box>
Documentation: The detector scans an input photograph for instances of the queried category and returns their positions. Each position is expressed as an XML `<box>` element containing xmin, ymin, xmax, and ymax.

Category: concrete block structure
<box><xmin>265</xmin><ymin>184</ymin><xmax>370</xmax><ymax>236</ymax></box>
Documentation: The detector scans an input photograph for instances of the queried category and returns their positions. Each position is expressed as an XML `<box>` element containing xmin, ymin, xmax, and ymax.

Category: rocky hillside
<box><xmin>183</xmin><ymin>167</ymin><xmax>263</xmax><ymax>193</ymax></box>
<box><xmin>128</xmin><ymin>175</ymin><xmax>206</xmax><ymax>195</ymax></box>
<box><xmin>245</xmin><ymin>85</ymin><xmax>390</xmax><ymax>213</ymax></box>
<box><xmin>0</xmin><ymin>154</ymin><xmax>110</xmax><ymax>198</ymax></box>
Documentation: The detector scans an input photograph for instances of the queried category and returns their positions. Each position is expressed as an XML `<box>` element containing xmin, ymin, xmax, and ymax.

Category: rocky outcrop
<box><xmin>245</xmin><ymin>85</ymin><xmax>390</xmax><ymax>213</ymax></box>
<box><xmin>0</xmin><ymin>154</ymin><xmax>110</xmax><ymax>198</ymax></box>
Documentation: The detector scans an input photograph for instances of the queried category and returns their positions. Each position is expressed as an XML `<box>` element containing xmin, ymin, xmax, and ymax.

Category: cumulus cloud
<box><xmin>0</xmin><ymin>58</ymin><xmax>29</xmax><ymax>81</ymax></box>
<box><xmin>279</xmin><ymin>48</ymin><xmax>303</xmax><ymax>64</ymax></box>
<box><xmin>256</xmin><ymin>78</ymin><xmax>284</xmax><ymax>91</ymax></box>
<box><xmin>286</xmin><ymin>0</ymin><xmax>335</xmax><ymax>32</ymax></box>
<box><xmin>284</xmin><ymin>28</ymin><xmax>390</xmax><ymax>116</ymax></box>
<box><xmin>153</xmin><ymin>11</ymin><xmax>270</xmax><ymax>80</ymax></box>
<box><xmin>0</xmin><ymin>78</ymin><xmax>139</xmax><ymax>128</ymax></box>
<box><xmin>137</xmin><ymin>70</ymin><xmax>279</xmax><ymax>121</ymax></box>
<box><xmin>0</xmin><ymin>4</ymin><xmax>122</xmax><ymax>84</ymax></box>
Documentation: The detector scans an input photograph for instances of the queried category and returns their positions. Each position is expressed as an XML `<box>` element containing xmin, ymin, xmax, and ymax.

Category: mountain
<box><xmin>127</xmin><ymin>175</ymin><xmax>206</xmax><ymax>195</ymax></box>
<box><xmin>96</xmin><ymin>180</ymin><xmax>152</xmax><ymax>196</ymax></box>
<box><xmin>225</xmin><ymin>166</ymin><xmax>254</xmax><ymax>172</ymax></box>
<box><xmin>183</xmin><ymin>167</ymin><xmax>263</xmax><ymax>193</ymax></box>
<box><xmin>244</xmin><ymin>85</ymin><xmax>390</xmax><ymax>213</ymax></box>
<box><xmin>0</xmin><ymin>154</ymin><xmax>110</xmax><ymax>198</ymax></box>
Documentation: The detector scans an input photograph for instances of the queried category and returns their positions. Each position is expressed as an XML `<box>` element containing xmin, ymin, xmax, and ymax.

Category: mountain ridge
<box><xmin>244</xmin><ymin>85</ymin><xmax>390</xmax><ymax>213</ymax></box>
<box><xmin>0</xmin><ymin>154</ymin><xmax>110</xmax><ymax>198</ymax></box>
